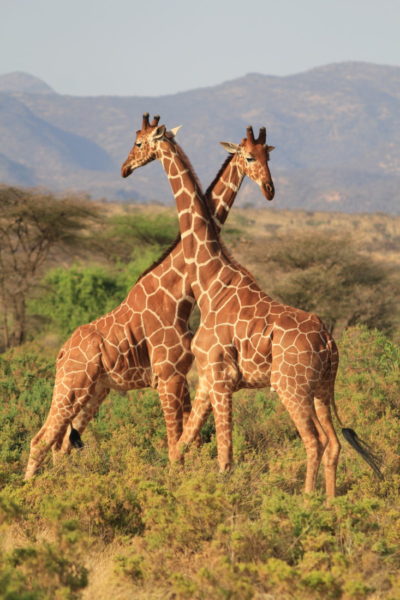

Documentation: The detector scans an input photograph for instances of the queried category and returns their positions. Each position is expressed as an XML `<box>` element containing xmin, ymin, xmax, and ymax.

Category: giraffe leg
<box><xmin>25</xmin><ymin>330</ymin><xmax>103</xmax><ymax>480</ymax></box>
<box><xmin>176</xmin><ymin>375</ymin><xmax>232</xmax><ymax>472</ymax></box>
<box><xmin>157</xmin><ymin>375</ymin><xmax>189</xmax><ymax>463</ymax></box>
<box><xmin>211</xmin><ymin>390</ymin><xmax>233</xmax><ymax>473</ymax></box>
<box><xmin>280</xmin><ymin>393</ymin><xmax>326</xmax><ymax>494</ymax></box>
<box><xmin>25</xmin><ymin>415</ymin><xmax>64</xmax><ymax>480</ymax></box>
<box><xmin>314</xmin><ymin>391</ymin><xmax>341</xmax><ymax>498</ymax></box>
<box><xmin>173</xmin><ymin>381</ymin><xmax>212</xmax><ymax>461</ymax></box>
<box><xmin>57</xmin><ymin>387</ymin><xmax>109</xmax><ymax>457</ymax></box>
<box><xmin>25</xmin><ymin>395</ymin><xmax>85</xmax><ymax>480</ymax></box>
<box><xmin>182</xmin><ymin>381</ymin><xmax>204</xmax><ymax>447</ymax></box>
<box><xmin>182</xmin><ymin>380</ymin><xmax>192</xmax><ymax>427</ymax></box>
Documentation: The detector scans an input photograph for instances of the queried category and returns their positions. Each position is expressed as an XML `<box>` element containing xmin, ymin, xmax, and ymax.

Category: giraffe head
<box><xmin>220</xmin><ymin>126</ymin><xmax>275</xmax><ymax>200</ymax></box>
<box><xmin>121</xmin><ymin>113</ymin><xmax>181</xmax><ymax>178</ymax></box>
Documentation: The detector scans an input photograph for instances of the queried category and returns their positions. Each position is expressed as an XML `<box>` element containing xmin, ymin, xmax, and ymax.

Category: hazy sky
<box><xmin>1</xmin><ymin>0</ymin><xmax>400</xmax><ymax>97</ymax></box>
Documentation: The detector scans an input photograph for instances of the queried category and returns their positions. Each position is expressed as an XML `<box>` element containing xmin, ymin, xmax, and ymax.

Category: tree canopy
<box><xmin>0</xmin><ymin>187</ymin><xmax>100</xmax><ymax>348</ymax></box>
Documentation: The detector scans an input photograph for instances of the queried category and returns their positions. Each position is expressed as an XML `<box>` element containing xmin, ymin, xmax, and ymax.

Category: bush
<box><xmin>29</xmin><ymin>265</ymin><xmax>125</xmax><ymax>337</ymax></box>
<box><xmin>0</xmin><ymin>327</ymin><xmax>399</xmax><ymax>598</ymax></box>
<box><xmin>257</xmin><ymin>232</ymin><xmax>399</xmax><ymax>336</ymax></box>
<box><xmin>0</xmin><ymin>496</ymin><xmax>88</xmax><ymax>599</ymax></box>
<box><xmin>98</xmin><ymin>212</ymin><xmax>178</xmax><ymax>263</ymax></box>
<box><xmin>28</xmin><ymin>245</ymin><xmax>173</xmax><ymax>338</ymax></box>
<box><xmin>0</xmin><ymin>352</ymin><xmax>54</xmax><ymax>483</ymax></box>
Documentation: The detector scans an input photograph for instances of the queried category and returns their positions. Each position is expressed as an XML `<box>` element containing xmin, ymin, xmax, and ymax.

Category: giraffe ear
<box><xmin>170</xmin><ymin>125</ymin><xmax>182</xmax><ymax>137</ymax></box>
<box><xmin>152</xmin><ymin>125</ymin><xmax>167</xmax><ymax>140</ymax></box>
<box><xmin>220</xmin><ymin>142</ymin><xmax>240</xmax><ymax>154</ymax></box>
<box><xmin>268</xmin><ymin>145</ymin><xmax>276</xmax><ymax>152</ymax></box>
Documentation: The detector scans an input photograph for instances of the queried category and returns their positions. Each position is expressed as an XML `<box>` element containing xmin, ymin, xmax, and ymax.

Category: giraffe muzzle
<box><xmin>262</xmin><ymin>182</ymin><xmax>275</xmax><ymax>201</ymax></box>
<box><xmin>121</xmin><ymin>162</ymin><xmax>134</xmax><ymax>178</ymax></box>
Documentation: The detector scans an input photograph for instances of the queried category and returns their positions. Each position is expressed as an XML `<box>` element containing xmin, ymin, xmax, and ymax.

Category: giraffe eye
<box><xmin>136</xmin><ymin>142</ymin><xmax>142</xmax><ymax>148</ymax></box>
<box><xmin>246</xmin><ymin>156</ymin><xmax>255</xmax><ymax>163</ymax></box>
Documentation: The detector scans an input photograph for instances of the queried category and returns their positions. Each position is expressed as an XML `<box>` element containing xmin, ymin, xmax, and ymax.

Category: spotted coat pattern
<box><xmin>176</xmin><ymin>160</ymin><xmax>341</xmax><ymax>497</ymax></box>
<box><xmin>24</xmin><ymin>116</ymin><xmax>274</xmax><ymax>480</ymax></box>
<box><xmin>117</xmin><ymin>116</ymin><xmax>341</xmax><ymax>497</ymax></box>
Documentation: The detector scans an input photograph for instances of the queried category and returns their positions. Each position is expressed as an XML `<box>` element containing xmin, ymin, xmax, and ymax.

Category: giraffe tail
<box><xmin>331</xmin><ymin>394</ymin><xmax>384</xmax><ymax>480</ymax></box>
<box><xmin>341</xmin><ymin>428</ymin><xmax>384</xmax><ymax>480</ymax></box>
<box><xmin>69</xmin><ymin>428</ymin><xmax>84</xmax><ymax>449</ymax></box>
<box><xmin>326</xmin><ymin>339</ymin><xmax>383</xmax><ymax>480</ymax></box>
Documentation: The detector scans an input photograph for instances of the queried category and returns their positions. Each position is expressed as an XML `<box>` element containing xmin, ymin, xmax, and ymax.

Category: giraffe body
<box><xmin>26</xmin><ymin>114</ymin><xmax>382</xmax><ymax>493</ymax></box>
<box><xmin>187</xmin><ymin>254</ymin><xmax>340</xmax><ymax>486</ymax></box>
<box><xmin>181</xmin><ymin>173</ymin><xmax>341</xmax><ymax>495</ymax></box>
<box><xmin>24</xmin><ymin>254</ymin><xmax>195</xmax><ymax>479</ymax></box>
<box><xmin>24</xmin><ymin>115</ymin><xmax>274</xmax><ymax>480</ymax></box>
<box><xmin>118</xmin><ymin>117</ymin><xmax>342</xmax><ymax>496</ymax></box>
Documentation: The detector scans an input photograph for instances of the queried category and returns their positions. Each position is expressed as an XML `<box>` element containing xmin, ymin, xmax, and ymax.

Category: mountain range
<box><xmin>0</xmin><ymin>63</ymin><xmax>399</xmax><ymax>213</ymax></box>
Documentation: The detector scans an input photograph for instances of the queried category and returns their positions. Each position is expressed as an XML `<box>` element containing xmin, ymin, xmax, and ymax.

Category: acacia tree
<box><xmin>0</xmin><ymin>186</ymin><xmax>100</xmax><ymax>349</ymax></box>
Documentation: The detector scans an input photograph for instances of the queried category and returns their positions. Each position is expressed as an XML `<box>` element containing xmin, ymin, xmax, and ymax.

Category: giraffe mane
<box><xmin>171</xmin><ymin>144</ymin><xmax>235</xmax><ymax>268</ymax></box>
<box><xmin>203</xmin><ymin>155</ymin><xmax>261</xmax><ymax>286</ymax></box>
<box><xmin>196</xmin><ymin>157</ymin><xmax>261</xmax><ymax>288</ymax></box>
<box><xmin>169</xmin><ymin>143</ymin><xmax>252</xmax><ymax>279</ymax></box>
<box><xmin>205</xmin><ymin>154</ymin><xmax>235</xmax><ymax>198</ymax></box>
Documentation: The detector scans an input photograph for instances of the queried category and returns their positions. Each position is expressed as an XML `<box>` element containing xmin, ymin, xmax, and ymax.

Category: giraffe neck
<box><xmin>158</xmin><ymin>139</ymin><xmax>229</xmax><ymax>301</ymax></box>
<box><xmin>206</xmin><ymin>154</ymin><xmax>245</xmax><ymax>231</ymax></box>
<box><xmin>134</xmin><ymin>152</ymin><xmax>243</xmax><ymax>286</ymax></box>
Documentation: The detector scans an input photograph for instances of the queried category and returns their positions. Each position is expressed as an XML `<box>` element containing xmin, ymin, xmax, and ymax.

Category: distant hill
<box><xmin>0</xmin><ymin>151</ymin><xmax>36</xmax><ymax>187</ymax></box>
<box><xmin>0</xmin><ymin>63</ymin><xmax>399</xmax><ymax>213</ymax></box>
<box><xmin>0</xmin><ymin>72</ymin><xmax>55</xmax><ymax>94</ymax></box>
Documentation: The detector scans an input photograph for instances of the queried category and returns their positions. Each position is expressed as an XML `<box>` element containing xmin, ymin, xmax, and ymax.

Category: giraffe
<box><xmin>24</xmin><ymin>114</ymin><xmax>275</xmax><ymax>480</ymax></box>
<box><xmin>120</xmin><ymin>115</ymin><xmax>382</xmax><ymax>497</ymax></box>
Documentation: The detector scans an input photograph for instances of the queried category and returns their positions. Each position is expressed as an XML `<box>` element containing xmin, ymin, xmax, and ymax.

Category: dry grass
<box><xmin>94</xmin><ymin>201</ymin><xmax>400</xmax><ymax>266</ymax></box>
<box><xmin>224</xmin><ymin>207</ymin><xmax>400</xmax><ymax>266</ymax></box>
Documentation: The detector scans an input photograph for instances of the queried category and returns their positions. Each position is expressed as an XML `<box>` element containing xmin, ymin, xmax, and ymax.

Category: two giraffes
<box><xmin>25</xmin><ymin>113</ymin><xmax>382</xmax><ymax>496</ymax></box>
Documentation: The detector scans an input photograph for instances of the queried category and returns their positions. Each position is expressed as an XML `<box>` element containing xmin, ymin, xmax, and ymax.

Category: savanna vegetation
<box><xmin>0</xmin><ymin>186</ymin><xmax>399</xmax><ymax>599</ymax></box>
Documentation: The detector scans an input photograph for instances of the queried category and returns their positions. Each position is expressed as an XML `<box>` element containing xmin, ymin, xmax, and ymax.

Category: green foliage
<box><xmin>0</xmin><ymin>543</ymin><xmax>88</xmax><ymax>600</ymax></box>
<box><xmin>0</xmin><ymin>326</ymin><xmax>399</xmax><ymax>598</ymax></box>
<box><xmin>0</xmin><ymin>492</ymin><xmax>88</xmax><ymax>599</ymax></box>
<box><xmin>335</xmin><ymin>327</ymin><xmax>400</xmax><ymax>493</ymax></box>
<box><xmin>0</xmin><ymin>352</ymin><xmax>54</xmax><ymax>482</ymax></box>
<box><xmin>28</xmin><ymin>246</ymin><xmax>172</xmax><ymax>337</ymax></box>
<box><xmin>99</xmin><ymin>212</ymin><xmax>178</xmax><ymax>263</ymax></box>
<box><xmin>29</xmin><ymin>265</ymin><xmax>126</xmax><ymax>337</ymax></box>
<box><xmin>93</xmin><ymin>389</ymin><xmax>168</xmax><ymax>465</ymax></box>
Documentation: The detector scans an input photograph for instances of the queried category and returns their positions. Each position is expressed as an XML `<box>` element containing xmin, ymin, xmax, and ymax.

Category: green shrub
<box><xmin>0</xmin><ymin>352</ymin><xmax>54</xmax><ymax>483</ymax></box>
<box><xmin>28</xmin><ymin>247</ymin><xmax>171</xmax><ymax>338</ymax></box>
<box><xmin>99</xmin><ymin>213</ymin><xmax>178</xmax><ymax>263</ymax></box>
<box><xmin>0</xmin><ymin>327</ymin><xmax>398</xmax><ymax>599</ymax></box>
<box><xmin>28</xmin><ymin>266</ymin><xmax>125</xmax><ymax>337</ymax></box>
<box><xmin>0</xmin><ymin>496</ymin><xmax>88</xmax><ymax>599</ymax></box>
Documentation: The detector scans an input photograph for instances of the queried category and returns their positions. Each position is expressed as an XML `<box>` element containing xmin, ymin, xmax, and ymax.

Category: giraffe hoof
<box><xmin>69</xmin><ymin>428</ymin><xmax>84</xmax><ymax>449</ymax></box>
<box><xmin>218</xmin><ymin>463</ymin><xmax>232</xmax><ymax>474</ymax></box>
